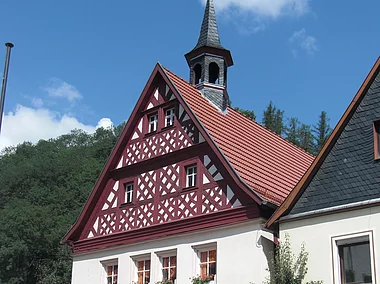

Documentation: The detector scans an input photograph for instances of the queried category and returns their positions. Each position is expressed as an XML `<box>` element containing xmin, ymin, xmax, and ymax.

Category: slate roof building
<box><xmin>63</xmin><ymin>1</ymin><xmax>313</xmax><ymax>283</ymax></box>
<box><xmin>267</xmin><ymin>58</ymin><xmax>380</xmax><ymax>283</ymax></box>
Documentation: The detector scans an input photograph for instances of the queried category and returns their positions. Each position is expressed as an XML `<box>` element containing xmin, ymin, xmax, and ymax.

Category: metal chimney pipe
<box><xmin>0</xmin><ymin>42</ymin><xmax>14</xmax><ymax>135</ymax></box>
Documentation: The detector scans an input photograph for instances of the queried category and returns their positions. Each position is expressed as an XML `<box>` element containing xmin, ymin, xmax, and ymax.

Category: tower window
<box><xmin>194</xmin><ymin>64</ymin><xmax>202</xmax><ymax>85</ymax></box>
<box><xmin>374</xmin><ymin>120</ymin><xmax>380</xmax><ymax>159</ymax></box>
<box><xmin>209</xmin><ymin>62</ymin><xmax>219</xmax><ymax>84</ymax></box>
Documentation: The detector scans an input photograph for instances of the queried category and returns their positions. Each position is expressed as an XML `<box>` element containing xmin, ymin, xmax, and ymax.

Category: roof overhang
<box><xmin>185</xmin><ymin>46</ymin><xmax>234</xmax><ymax>67</ymax></box>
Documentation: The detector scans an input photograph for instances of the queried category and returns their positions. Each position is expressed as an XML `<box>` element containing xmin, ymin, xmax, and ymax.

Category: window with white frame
<box><xmin>137</xmin><ymin>259</ymin><xmax>151</xmax><ymax>284</ymax></box>
<box><xmin>162</xmin><ymin>255</ymin><xmax>177</xmax><ymax>282</ymax></box>
<box><xmin>149</xmin><ymin>113</ymin><xmax>158</xmax><ymax>133</ymax></box>
<box><xmin>105</xmin><ymin>264</ymin><xmax>118</xmax><ymax>284</ymax></box>
<box><xmin>165</xmin><ymin>108</ymin><xmax>175</xmax><ymax>127</ymax></box>
<box><xmin>186</xmin><ymin>165</ymin><xmax>197</xmax><ymax>187</ymax></box>
<box><xmin>125</xmin><ymin>183</ymin><xmax>133</xmax><ymax>204</ymax></box>
<box><xmin>199</xmin><ymin>249</ymin><xmax>216</xmax><ymax>280</ymax></box>
<box><xmin>332</xmin><ymin>232</ymin><xmax>375</xmax><ymax>284</ymax></box>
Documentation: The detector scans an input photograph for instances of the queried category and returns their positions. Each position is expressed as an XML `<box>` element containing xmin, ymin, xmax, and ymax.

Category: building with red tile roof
<box><xmin>63</xmin><ymin>1</ymin><xmax>313</xmax><ymax>283</ymax></box>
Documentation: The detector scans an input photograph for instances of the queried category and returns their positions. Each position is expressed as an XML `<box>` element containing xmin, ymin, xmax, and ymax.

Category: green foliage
<box><xmin>234</xmin><ymin>107</ymin><xmax>256</xmax><ymax>121</ymax></box>
<box><xmin>265</xmin><ymin>234</ymin><xmax>322</xmax><ymax>284</ymax></box>
<box><xmin>263</xmin><ymin>101</ymin><xmax>285</xmax><ymax>135</ymax></box>
<box><xmin>312</xmin><ymin>111</ymin><xmax>331</xmax><ymax>154</ymax></box>
<box><xmin>191</xmin><ymin>275</ymin><xmax>214</xmax><ymax>284</ymax></box>
<box><xmin>0</xmin><ymin>124</ymin><xmax>124</xmax><ymax>284</ymax></box>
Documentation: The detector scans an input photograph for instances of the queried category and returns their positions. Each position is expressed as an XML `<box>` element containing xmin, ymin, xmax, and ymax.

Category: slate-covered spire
<box><xmin>194</xmin><ymin>0</ymin><xmax>224</xmax><ymax>50</ymax></box>
<box><xmin>184</xmin><ymin>0</ymin><xmax>233</xmax><ymax>112</ymax></box>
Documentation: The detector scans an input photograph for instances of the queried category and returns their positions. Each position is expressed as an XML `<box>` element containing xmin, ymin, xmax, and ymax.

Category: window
<box><xmin>137</xmin><ymin>259</ymin><xmax>150</xmax><ymax>284</ymax></box>
<box><xmin>373</xmin><ymin>120</ymin><xmax>380</xmax><ymax>159</ymax></box>
<box><xmin>332</xmin><ymin>232</ymin><xmax>375</xmax><ymax>284</ymax></box>
<box><xmin>125</xmin><ymin>183</ymin><xmax>133</xmax><ymax>204</ymax></box>
<box><xmin>162</xmin><ymin>256</ymin><xmax>177</xmax><ymax>282</ymax></box>
<box><xmin>149</xmin><ymin>113</ymin><xmax>158</xmax><ymax>133</ymax></box>
<box><xmin>186</xmin><ymin>165</ymin><xmax>197</xmax><ymax>187</ymax></box>
<box><xmin>200</xmin><ymin>250</ymin><xmax>216</xmax><ymax>280</ymax></box>
<box><xmin>165</xmin><ymin>108</ymin><xmax>175</xmax><ymax>127</ymax></box>
<box><xmin>106</xmin><ymin>264</ymin><xmax>118</xmax><ymax>284</ymax></box>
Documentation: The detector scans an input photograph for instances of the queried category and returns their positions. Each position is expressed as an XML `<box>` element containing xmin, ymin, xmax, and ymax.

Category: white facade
<box><xmin>280</xmin><ymin>204</ymin><xmax>380</xmax><ymax>283</ymax></box>
<box><xmin>72</xmin><ymin>219</ymin><xmax>274</xmax><ymax>284</ymax></box>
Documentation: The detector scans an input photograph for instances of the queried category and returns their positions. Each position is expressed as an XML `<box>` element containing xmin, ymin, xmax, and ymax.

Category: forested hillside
<box><xmin>0</xmin><ymin>124</ymin><xmax>124</xmax><ymax>284</ymax></box>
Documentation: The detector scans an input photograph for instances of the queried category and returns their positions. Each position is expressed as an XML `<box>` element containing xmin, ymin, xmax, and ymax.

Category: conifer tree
<box><xmin>263</xmin><ymin>101</ymin><xmax>284</xmax><ymax>135</ymax></box>
<box><xmin>298</xmin><ymin>124</ymin><xmax>314</xmax><ymax>154</ymax></box>
<box><xmin>285</xmin><ymin>117</ymin><xmax>300</xmax><ymax>146</ymax></box>
<box><xmin>312</xmin><ymin>111</ymin><xmax>331</xmax><ymax>154</ymax></box>
<box><xmin>234</xmin><ymin>107</ymin><xmax>256</xmax><ymax>121</ymax></box>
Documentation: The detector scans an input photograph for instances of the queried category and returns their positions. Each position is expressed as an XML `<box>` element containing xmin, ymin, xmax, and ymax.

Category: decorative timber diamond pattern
<box><xmin>202</xmin><ymin>187</ymin><xmax>225</xmax><ymax>214</ymax></box>
<box><xmin>135</xmin><ymin>203</ymin><xmax>155</xmax><ymax>228</ymax></box>
<box><xmin>102</xmin><ymin>181</ymin><xmax>119</xmax><ymax>211</ymax></box>
<box><xmin>98</xmin><ymin>212</ymin><xmax>117</xmax><ymax>235</ymax></box>
<box><xmin>124</xmin><ymin>128</ymin><xmax>193</xmax><ymax>166</ymax></box>
<box><xmin>159</xmin><ymin>164</ymin><xmax>180</xmax><ymax>195</ymax></box>
<box><xmin>178</xmin><ymin>191</ymin><xmax>198</xmax><ymax>219</ymax></box>
<box><xmin>119</xmin><ymin>207</ymin><xmax>135</xmax><ymax>231</ymax></box>
<box><xmin>137</xmin><ymin>171</ymin><xmax>156</xmax><ymax>201</ymax></box>
<box><xmin>157</xmin><ymin>197</ymin><xmax>176</xmax><ymax>223</ymax></box>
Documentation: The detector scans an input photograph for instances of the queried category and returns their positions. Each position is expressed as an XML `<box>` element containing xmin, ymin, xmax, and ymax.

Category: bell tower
<box><xmin>185</xmin><ymin>0</ymin><xmax>233</xmax><ymax>112</ymax></box>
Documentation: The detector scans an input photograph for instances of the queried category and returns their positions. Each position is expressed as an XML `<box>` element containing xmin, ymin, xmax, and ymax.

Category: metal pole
<box><xmin>0</xmin><ymin>42</ymin><xmax>14</xmax><ymax>135</ymax></box>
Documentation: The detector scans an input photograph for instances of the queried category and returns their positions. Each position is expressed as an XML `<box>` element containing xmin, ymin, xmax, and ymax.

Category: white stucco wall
<box><xmin>71</xmin><ymin>220</ymin><xmax>273</xmax><ymax>284</ymax></box>
<box><xmin>280</xmin><ymin>205</ymin><xmax>380</xmax><ymax>284</ymax></box>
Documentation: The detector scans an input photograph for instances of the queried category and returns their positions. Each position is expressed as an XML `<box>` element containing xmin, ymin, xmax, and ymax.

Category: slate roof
<box><xmin>164</xmin><ymin>68</ymin><xmax>315</xmax><ymax>205</ymax></box>
<box><xmin>267</xmin><ymin>57</ymin><xmax>380</xmax><ymax>226</ymax></box>
<box><xmin>194</xmin><ymin>0</ymin><xmax>224</xmax><ymax>50</ymax></box>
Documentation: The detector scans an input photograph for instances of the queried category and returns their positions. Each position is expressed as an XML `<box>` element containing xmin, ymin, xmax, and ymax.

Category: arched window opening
<box><xmin>194</xmin><ymin>64</ymin><xmax>202</xmax><ymax>85</ymax></box>
<box><xmin>209</xmin><ymin>62</ymin><xmax>219</xmax><ymax>84</ymax></box>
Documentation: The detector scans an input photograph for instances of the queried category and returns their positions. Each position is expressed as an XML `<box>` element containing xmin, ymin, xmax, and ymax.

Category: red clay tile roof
<box><xmin>165</xmin><ymin>69</ymin><xmax>314</xmax><ymax>205</ymax></box>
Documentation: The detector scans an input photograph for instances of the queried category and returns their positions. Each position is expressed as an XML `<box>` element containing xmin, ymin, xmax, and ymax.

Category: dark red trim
<box><xmin>72</xmin><ymin>205</ymin><xmax>259</xmax><ymax>253</ymax></box>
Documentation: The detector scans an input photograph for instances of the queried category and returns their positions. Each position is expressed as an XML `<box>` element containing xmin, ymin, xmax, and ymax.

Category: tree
<box><xmin>0</xmin><ymin>124</ymin><xmax>125</xmax><ymax>284</ymax></box>
<box><xmin>234</xmin><ymin>107</ymin><xmax>256</xmax><ymax>121</ymax></box>
<box><xmin>285</xmin><ymin>117</ymin><xmax>300</xmax><ymax>146</ymax></box>
<box><xmin>298</xmin><ymin>124</ymin><xmax>314</xmax><ymax>154</ymax></box>
<box><xmin>263</xmin><ymin>101</ymin><xmax>284</xmax><ymax>135</ymax></box>
<box><xmin>312</xmin><ymin>111</ymin><xmax>331</xmax><ymax>154</ymax></box>
<box><xmin>265</xmin><ymin>234</ymin><xmax>323</xmax><ymax>284</ymax></box>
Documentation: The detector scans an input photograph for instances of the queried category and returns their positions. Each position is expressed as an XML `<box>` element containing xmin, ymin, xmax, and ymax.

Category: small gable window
<box><xmin>186</xmin><ymin>165</ymin><xmax>197</xmax><ymax>187</ymax></box>
<box><xmin>125</xmin><ymin>183</ymin><xmax>133</xmax><ymax>204</ymax></box>
<box><xmin>373</xmin><ymin>120</ymin><xmax>380</xmax><ymax>159</ymax></box>
<box><xmin>149</xmin><ymin>113</ymin><xmax>158</xmax><ymax>133</ymax></box>
<box><xmin>165</xmin><ymin>108</ymin><xmax>176</xmax><ymax>127</ymax></box>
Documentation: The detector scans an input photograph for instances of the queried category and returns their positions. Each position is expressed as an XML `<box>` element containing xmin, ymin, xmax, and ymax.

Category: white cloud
<box><xmin>0</xmin><ymin>105</ymin><xmax>113</xmax><ymax>150</ymax></box>
<box><xmin>44</xmin><ymin>78</ymin><xmax>82</xmax><ymax>102</ymax></box>
<box><xmin>201</xmin><ymin>0</ymin><xmax>310</xmax><ymax>18</ymax></box>
<box><xmin>31</xmin><ymin>97</ymin><xmax>44</xmax><ymax>108</ymax></box>
<box><xmin>289</xmin><ymin>28</ymin><xmax>318</xmax><ymax>56</ymax></box>
<box><xmin>96</xmin><ymin>118</ymin><xmax>113</xmax><ymax>130</ymax></box>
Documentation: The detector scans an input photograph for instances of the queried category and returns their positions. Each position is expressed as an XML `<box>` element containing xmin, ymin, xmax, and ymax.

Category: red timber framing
<box><xmin>62</xmin><ymin>63</ymin><xmax>265</xmax><ymax>252</ymax></box>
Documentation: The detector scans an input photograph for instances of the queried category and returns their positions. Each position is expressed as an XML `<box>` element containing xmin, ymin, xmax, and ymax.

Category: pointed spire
<box><xmin>194</xmin><ymin>0</ymin><xmax>224</xmax><ymax>50</ymax></box>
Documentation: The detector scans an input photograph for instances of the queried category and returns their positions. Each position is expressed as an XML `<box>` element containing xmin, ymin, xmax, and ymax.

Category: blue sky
<box><xmin>0</xmin><ymin>0</ymin><xmax>379</xmax><ymax>148</ymax></box>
